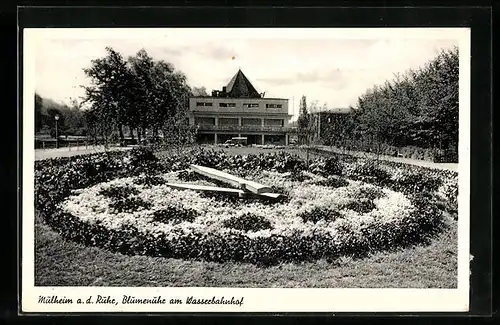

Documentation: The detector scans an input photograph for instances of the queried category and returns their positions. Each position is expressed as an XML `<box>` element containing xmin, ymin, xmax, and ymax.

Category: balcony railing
<box><xmin>196</xmin><ymin>124</ymin><xmax>291</xmax><ymax>132</ymax></box>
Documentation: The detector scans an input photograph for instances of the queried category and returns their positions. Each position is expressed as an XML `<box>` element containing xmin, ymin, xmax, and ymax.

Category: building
<box><xmin>188</xmin><ymin>69</ymin><xmax>293</xmax><ymax>145</ymax></box>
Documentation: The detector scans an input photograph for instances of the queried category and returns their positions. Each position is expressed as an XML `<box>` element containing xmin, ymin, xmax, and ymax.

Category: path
<box><xmin>35</xmin><ymin>145</ymin><xmax>133</xmax><ymax>161</ymax></box>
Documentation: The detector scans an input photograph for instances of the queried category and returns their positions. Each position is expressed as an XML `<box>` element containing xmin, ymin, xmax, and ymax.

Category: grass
<box><xmin>35</xmin><ymin>212</ymin><xmax>457</xmax><ymax>288</ymax></box>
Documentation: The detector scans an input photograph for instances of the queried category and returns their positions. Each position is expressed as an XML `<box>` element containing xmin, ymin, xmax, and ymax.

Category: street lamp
<box><xmin>54</xmin><ymin>115</ymin><xmax>60</xmax><ymax>148</ymax></box>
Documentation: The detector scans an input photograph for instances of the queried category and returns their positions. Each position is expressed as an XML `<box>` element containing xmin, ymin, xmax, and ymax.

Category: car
<box><xmin>223</xmin><ymin>137</ymin><xmax>248</xmax><ymax>148</ymax></box>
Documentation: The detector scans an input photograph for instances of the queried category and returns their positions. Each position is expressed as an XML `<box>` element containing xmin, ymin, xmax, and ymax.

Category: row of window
<box><xmin>196</xmin><ymin>102</ymin><xmax>283</xmax><ymax>109</ymax></box>
<box><xmin>219</xmin><ymin>103</ymin><xmax>236</xmax><ymax>108</ymax></box>
<box><xmin>194</xmin><ymin>117</ymin><xmax>284</xmax><ymax>126</ymax></box>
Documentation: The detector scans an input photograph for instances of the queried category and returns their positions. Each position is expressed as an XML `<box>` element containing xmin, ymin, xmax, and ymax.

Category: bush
<box><xmin>133</xmin><ymin>174</ymin><xmax>166</xmax><ymax>186</ymax></box>
<box><xmin>341</xmin><ymin>199</ymin><xmax>376</xmax><ymax>214</ymax></box>
<box><xmin>323</xmin><ymin>156</ymin><xmax>343</xmax><ymax>175</ymax></box>
<box><xmin>287</xmin><ymin>171</ymin><xmax>311</xmax><ymax>182</ymax></box>
<box><xmin>128</xmin><ymin>146</ymin><xmax>158</xmax><ymax>167</ymax></box>
<box><xmin>177</xmin><ymin>170</ymin><xmax>201</xmax><ymax>182</ymax></box>
<box><xmin>99</xmin><ymin>184</ymin><xmax>139</xmax><ymax>200</ymax></box>
<box><xmin>109</xmin><ymin>197</ymin><xmax>152</xmax><ymax>213</ymax></box>
<box><xmin>152</xmin><ymin>205</ymin><xmax>199</xmax><ymax>224</ymax></box>
<box><xmin>396</xmin><ymin>171</ymin><xmax>442</xmax><ymax>193</ymax></box>
<box><xmin>308</xmin><ymin>156</ymin><xmax>343</xmax><ymax>177</ymax></box>
<box><xmin>299</xmin><ymin>207</ymin><xmax>341</xmax><ymax>224</ymax></box>
<box><xmin>314</xmin><ymin>177</ymin><xmax>349</xmax><ymax>188</ymax></box>
<box><xmin>351</xmin><ymin>160</ymin><xmax>390</xmax><ymax>184</ymax></box>
<box><xmin>358</xmin><ymin>186</ymin><xmax>385</xmax><ymax>200</ymax></box>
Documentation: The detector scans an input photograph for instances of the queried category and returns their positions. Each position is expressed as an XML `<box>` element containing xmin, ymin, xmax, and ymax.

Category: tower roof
<box><xmin>225</xmin><ymin>69</ymin><xmax>261</xmax><ymax>98</ymax></box>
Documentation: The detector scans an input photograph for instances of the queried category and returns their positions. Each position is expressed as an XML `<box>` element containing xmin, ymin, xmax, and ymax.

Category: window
<box><xmin>196</xmin><ymin>102</ymin><xmax>213</xmax><ymax>107</ymax></box>
<box><xmin>219</xmin><ymin>118</ymin><xmax>238</xmax><ymax>126</ymax></box>
<box><xmin>195</xmin><ymin>117</ymin><xmax>215</xmax><ymax>125</ymax></box>
<box><xmin>219</xmin><ymin>103</ymin><xmax>236</xmax><ymax>107</ymax></box>
<box><xmin>243</xmin><ymin>103</ymin><xmax>259</xmax><ymax>108</ymax></box>
<box><xmin>266</xmin><ymin>104</ymin><xmax>283</xmax><ymax>109</ymax></box>
<box><xmin>264</xmin><ymin>119</ymin><xmax>284</xmax><ymax>127</ymax></box>
<box><xmin>242</xmin><ymin>118</ymin><xmax>260</xmax><ymax>126</ymax></box>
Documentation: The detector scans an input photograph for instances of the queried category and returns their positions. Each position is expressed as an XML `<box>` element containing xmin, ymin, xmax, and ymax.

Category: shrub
<box><xmin>109</xmin><ymin>197</ymin><xmax>152</xmax><ymax>213</ymax></box>
<box><xmin>358</xmin><ymin>186</ymin><xmax>385</xmax><ymax>200</ymax></box>
<box><xmin>323</xmin><ymin>156</ymin><xmax>343</xmax><ymax>176</ymax></box>
<box><xmin>177</xmin><ymin>170</ymin><xmax>201</xmax><ymax>182</ymax></box>
<box><xmin>396</xmin><ymin>171</ymin><xmax>442</xmax><ymax>193</ymax></box>
<box><xmin>308</xmin><ymin>156</ymin><xmax>343</xmax><ymax>177</ymax></box>
<box><xmin>341</xmin><ymin>199</ymin><xmax>376</xmax><ymax>214</ymax></box>
<box><xmin>99</xmin><ymin>184</ymin><xmax>139</xmax><ymax>200</ymax></box>
<box><xmin>437</xmin><ymin>179</ymin><xmax>458</xmax><ymax>216</ymax></box>
<box><xmin>223</xmin><ymin>213</ymin><xmax>273</xmax><ymax>232</ymax></box>
<box><xmin>351</xmin><ymin>160</ymin><xmax>391</xmax><ymax>184</ymax></box>
<box><xmin>288</xmin><ymin>171</ymin><xmax>311</xmax><ymax>182</ymax></box>
<box><xmin>128</xmin><ymin>146</ymin><xmax>158</xmax><ymax>169</ymax></box>
<box><xmin>314</xmin><ymin>177</ymin><xmax>349</xmax><ymax>188</ymax></box>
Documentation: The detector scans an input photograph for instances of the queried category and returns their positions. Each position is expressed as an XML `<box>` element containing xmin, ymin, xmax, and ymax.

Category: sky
<box><xmin>31</xmin><ymin>28</ymin><xmax>460</xmax><ymax>119</ymax></box>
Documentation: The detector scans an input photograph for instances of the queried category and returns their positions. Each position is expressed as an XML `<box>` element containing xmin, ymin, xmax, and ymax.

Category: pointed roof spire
<box><xmin>225</xmin><ymin>69</ymin><xmax>261</xmax><ymax>98</ymax></box>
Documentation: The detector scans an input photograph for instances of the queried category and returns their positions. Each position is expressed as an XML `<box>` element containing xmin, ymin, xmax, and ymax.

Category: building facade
<box><xmin>188</xmin><ymin>69</ymin><xmax>293</xmax><ymax>145</ymax></box>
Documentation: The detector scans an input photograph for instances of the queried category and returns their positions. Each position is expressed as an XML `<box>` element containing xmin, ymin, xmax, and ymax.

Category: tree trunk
<box><xmin>102</xmin><ymin>129</ymin><xmax>108</xmax><ymax>150</ymax></box>
<box><xmin>306</xmin><ymin>148</ymin><xmax>310</xmax><ymax>169</ymax></box>
<box><xmin>137</xmin><ymin>128</ymin><xmax>142</xmax><ymax>143</ymax></box>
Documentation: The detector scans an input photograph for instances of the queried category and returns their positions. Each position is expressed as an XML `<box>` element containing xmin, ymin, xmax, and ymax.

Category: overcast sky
<box><xmin>32</xmin><ymin>28</ymin><xmax>459</xmax><ymax>119</ymax></box>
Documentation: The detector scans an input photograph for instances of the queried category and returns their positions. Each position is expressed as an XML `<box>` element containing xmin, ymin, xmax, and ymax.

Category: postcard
<box><xmin>22</xmin><ymin>27</ymin><xmax>470</xmax><ymax>313</ymax></box>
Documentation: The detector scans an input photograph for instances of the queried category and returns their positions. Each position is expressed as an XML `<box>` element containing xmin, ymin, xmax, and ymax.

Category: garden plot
<box><xmin>35</xmin><ymin>147</ymin><xmax>457</xmax><ymax>266</ymax></box>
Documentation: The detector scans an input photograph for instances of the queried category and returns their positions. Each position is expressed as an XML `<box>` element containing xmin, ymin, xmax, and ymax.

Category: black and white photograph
<box><xmin>22</xmin><ymin>27</ymin><xmax>470</xmax><ymax>313</ymax></box>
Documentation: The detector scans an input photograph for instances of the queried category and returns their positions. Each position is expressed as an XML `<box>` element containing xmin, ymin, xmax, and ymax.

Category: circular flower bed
<box><xmin>35</xmin><ymin>147</ymin><xmax>456</xmax><ymax>265</ymax></box>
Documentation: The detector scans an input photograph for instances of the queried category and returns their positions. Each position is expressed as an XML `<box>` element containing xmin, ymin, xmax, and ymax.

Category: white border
<box><xmin>22</xmin><ymin>28</ymin><xmax>471</xmax><ymax>313</ymax></box>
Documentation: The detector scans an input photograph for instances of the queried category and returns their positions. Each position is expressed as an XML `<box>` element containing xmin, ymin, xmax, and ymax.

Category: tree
<box><xmin>35</xmin><ymin>93</ymin><xmax>43</xmax><ymax>133</ymax></box>
<box><xmin>297</xmin><ymin>95</ymin><xmax>310</xmax><ymax>145</ymax></box>
<box><xmin>83</xmin><ymin>47</ymin><xmax>136</xmax><ymax>146</ymax></box>
<box><xmin>161</xmin><ymin>105</ymin><xmax>198</xmax><ymax>155</ymax></box>
<box><xmin>349</xmin><ymin>46</ymin><xmax>459</xmax><ymax>162</ymax></box>
<box><xmin>127</xmin><ymin>49</ymin><xmax>192</xmax><ymax>144</ymax></box>
<box><xmin>127</xmin><ymin>48</ymin><xmax>156</xmax><ymax>141</ymax></box>
<box><xmin>82</xmin><ymin>46</ymin><xmax>197</xmax><ymax>150</ymax></box>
